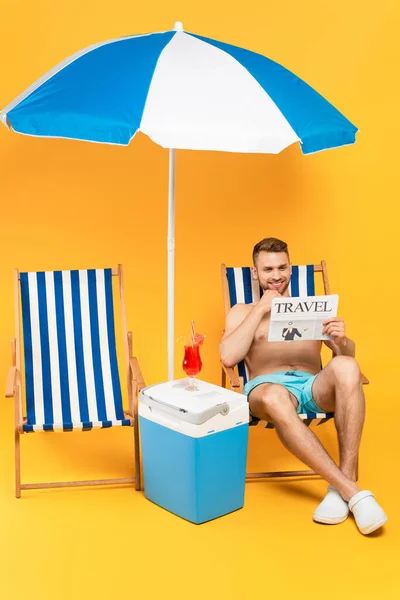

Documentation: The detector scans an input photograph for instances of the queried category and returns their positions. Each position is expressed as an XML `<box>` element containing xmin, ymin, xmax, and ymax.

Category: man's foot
<box><xmin>348</xmin><ymin>490</ymin><xmax>388</xmax><ymax>535</ymax></box>
<box><xmin>313</xmin><ymin>485</ymin><xmax>349</xmax><ymax>525</ymax></box>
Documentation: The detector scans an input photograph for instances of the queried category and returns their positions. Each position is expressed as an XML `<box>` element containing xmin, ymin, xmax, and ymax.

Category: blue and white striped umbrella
<box><xmin>0</xmin><ymin>22</ymin><xmax>358</xmax><ymax>379</ymax></box>
<box><xmin>1</xmin><ymin>21</ymin><xmax>357</xmax><ymax>153</ymax></box>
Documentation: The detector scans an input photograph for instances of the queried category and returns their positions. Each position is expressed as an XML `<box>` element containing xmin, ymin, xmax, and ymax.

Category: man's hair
<box><xmin>252</xmin><ymin>237</ymin><xmax>289</xmax><ymax>265</ymax></box>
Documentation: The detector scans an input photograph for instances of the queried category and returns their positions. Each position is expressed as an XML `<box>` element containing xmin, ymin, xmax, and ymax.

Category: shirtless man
<box><xmin>220</xmin><ymin>237</ymin><xmax>387</xmax><ymax>535</ymax></box>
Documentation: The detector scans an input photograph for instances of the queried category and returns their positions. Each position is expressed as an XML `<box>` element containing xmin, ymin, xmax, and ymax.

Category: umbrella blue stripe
<box><xmin>7</xmin><ymin>32</ymin><xmax>176</xmax><ymax>144</ymax></box>
<box><xmin>104</xmin><ymin>268</ymin><xmax>123</xmax><ymax>419</ymax></box>
<box><xmin>20</xmin><ymin>273</ymin><xmax>36</xmax><ymax>425</ymax></box>
<box><xmin>70</xmin><ymin>271</ymin><xmax>90</xmax><ymax>423</ymax></box>
<box><xmin>87</xmin><ymin>270</ymin><xmax>107</xmax><ymax>422</ymax></box>
<box><xmin>1</xmin><ymin>33</ymin><xmax>153</xmax><ymax>117</ymax></box>
<box><xmin>36</xmin><ymin>273</ymin><xmax>54</xmax><ymax>425</ymax></box>
<box><xmin>53</xmin><ymin>271</ymin><xmax>72</xmax><ymax>425</ymax></box>
<box><xmin>190</xmin><ymin>33</ymin><xmax>358</xmax><ymax>154</ymax></box>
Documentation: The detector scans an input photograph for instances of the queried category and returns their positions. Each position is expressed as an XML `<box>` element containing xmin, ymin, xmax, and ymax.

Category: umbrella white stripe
<box><xmin>141</xmin><ymin>32</ymin><xmax>299</xmax><ymax>153</ymax></box>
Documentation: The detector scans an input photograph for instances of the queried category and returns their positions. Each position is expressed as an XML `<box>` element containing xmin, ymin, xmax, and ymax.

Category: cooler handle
<box><xmin>141</xmin><ymin>394</ymin><xmax>230</xmax><ymax>425</ymax></box>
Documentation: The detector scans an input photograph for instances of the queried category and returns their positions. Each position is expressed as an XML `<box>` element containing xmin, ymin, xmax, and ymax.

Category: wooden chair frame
<box><xmin>220</xmin><ymin>260</ymin><xmax>369</xmax><ymax>481</ymax></box>
<box><xmin>5</xmin><ymin>264</ymin><xmax>145</xmax><ymax>498</ymax></box>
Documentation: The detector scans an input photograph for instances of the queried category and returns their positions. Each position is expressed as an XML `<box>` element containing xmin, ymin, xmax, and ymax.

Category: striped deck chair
<box><xmin>5</xmin><ymin>265</ymin><xmax>145</xmax><ymax>498</ymax></box>
<box><xmin>221</xmin><ymin>260</ymin><xmax>368</xmax><ymax>479</ymax></box>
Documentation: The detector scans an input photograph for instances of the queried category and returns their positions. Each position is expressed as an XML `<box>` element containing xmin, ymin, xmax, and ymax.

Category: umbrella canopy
<box><xmin>0</xmin><ymin>22</ymin><xmax>358</xmax><ymax>379</ymax></box>
<box><xmin>1</xmin><ymin>22</ymin><xmax>357</xmax><ymax>153</ymax></box>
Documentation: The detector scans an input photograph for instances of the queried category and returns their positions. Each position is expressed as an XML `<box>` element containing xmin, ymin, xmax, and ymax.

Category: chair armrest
<box><xmin>361</xmin><ymin>372</ymin><xmax>369</xmax><ymax>385</ymax></box>
<box><xmin>129</xmin><ymin>357</ymin><xmax>146</xmax><ymax>391</ymax></box>
<box><xmin>5</xmin><ymin>366</ymin><xmax>18</xmax><ymax>398</ymax></box>
<box><xmin>221</xmin><ymin>362</ymin><xmax>243</xmax><ymax>392</ymax></box>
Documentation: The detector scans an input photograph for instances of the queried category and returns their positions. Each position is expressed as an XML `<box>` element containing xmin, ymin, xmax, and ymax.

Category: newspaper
<box><xmin>268</xmin><ymin>294</ymin><xmax>339</xmax><ymax>342</ymax></box>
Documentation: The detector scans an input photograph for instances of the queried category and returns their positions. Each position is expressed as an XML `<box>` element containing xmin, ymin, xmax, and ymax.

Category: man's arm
<box><xmin>323</xmin><ymin>317</ymin><xmax>355</xmax><ymax>357</ymax></box>
<box><xmin>220</xmin><ymin>290</ymin><xmax>280</xmax><ymax>368</ymax></box>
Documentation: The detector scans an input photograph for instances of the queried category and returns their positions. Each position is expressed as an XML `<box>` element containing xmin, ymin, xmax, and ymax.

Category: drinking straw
<box><xmin>191</xmin><ymin>320</ymin><xmax>195</xmax><ymax>347</ymax></box>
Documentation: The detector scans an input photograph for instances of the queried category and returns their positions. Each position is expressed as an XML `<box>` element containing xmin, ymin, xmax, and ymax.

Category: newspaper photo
<box><xmin>268</xmin><ymin>295</ymin><xmax>339</xmax><ymax>342</ymax></box>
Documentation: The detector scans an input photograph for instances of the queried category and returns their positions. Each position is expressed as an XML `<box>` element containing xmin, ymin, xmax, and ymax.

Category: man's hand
<box><xmin>257</xmin><ymin>289</ymin><xmax>281</xmax><ymax>315</ymax></box>
<box><xmin>323</xmin><ymin>317</ymin><xmax>347</xmax><ymax>347</ymax></box>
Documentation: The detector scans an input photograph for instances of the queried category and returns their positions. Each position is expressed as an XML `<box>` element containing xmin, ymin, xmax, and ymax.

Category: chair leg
<box><xmin>221</xmin><ymin>368</ymin><xmax>226</xmax><ymax>388</ymax></box>
<box><xmin>15</xmin><ymin>429</ymin><xmax>21</xmax><ymax>498</ymax></box>
<box><xmin>133</xmin><ymin>418</ymin><xmax>141</xmax><ymax>491</ymax></box>
<box><xmin>130</xmin><ymin>377</ymin><xmax>141</xmax><ymax>492</ymax></box>
<box><xmin>246</xmin><ymin>469</ymin><xmax>317</xmax><ymax>480</ymax></box>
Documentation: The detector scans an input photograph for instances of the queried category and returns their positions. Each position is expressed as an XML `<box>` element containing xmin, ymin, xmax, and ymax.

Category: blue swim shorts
<box><xmin>244</xmin><ymin>370</ymin><xmax>323</xmax><ymax>415</ymax></box>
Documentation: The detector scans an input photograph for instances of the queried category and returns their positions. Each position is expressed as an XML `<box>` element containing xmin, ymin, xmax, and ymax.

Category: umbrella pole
<box><xmin>167</xmin><ymin>148</ymin><xmax>176</xmax><ymax>381</ymax></box>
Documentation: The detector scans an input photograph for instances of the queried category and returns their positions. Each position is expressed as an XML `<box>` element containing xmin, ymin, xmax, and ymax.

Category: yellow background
<box><xmin>0</xmin><ymin>1</ymin><xmax>399</xmax><ymax>599</ymax></box>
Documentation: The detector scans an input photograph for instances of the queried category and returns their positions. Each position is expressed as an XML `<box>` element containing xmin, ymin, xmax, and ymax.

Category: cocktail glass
<box><xmin>182</xmin><ymin>344</ymin><xmax>202</xmax><ymax>391</ymax></box>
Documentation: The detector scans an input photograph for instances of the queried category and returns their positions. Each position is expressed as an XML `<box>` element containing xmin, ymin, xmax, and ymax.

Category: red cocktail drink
<box><xmin>183</xmin><ymin>344</ymin><xmax>202</xmax><ymax>390</ymax></box>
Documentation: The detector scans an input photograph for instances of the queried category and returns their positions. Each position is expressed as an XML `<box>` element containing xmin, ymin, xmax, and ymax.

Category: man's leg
<box><xmin>249</xmin><ymin>382</ymin><xmax>360</xmax><ymax>501</ymax></box>
<box><xmin>311</xmin><ymin>356</ymin><xmax>365</xmax><ymax>482</ymax></box>
<box><xmin>311</xmin><ymin>357</ymin><xmax>387</xmax><ymax>533</ymax></box>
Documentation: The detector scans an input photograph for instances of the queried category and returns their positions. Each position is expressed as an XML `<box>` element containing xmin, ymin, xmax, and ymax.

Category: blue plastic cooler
<box><xmin>139</xmin><ymin>379</ymin><xmax>249</xmax><ymax>524</ymax></box>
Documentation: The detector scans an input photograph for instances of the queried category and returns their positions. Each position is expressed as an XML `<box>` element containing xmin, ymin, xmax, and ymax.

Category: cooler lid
<box><xmin>140</xmin><ymin>378</ymin><xmax>247</xmax><ymax>426</ymax></box>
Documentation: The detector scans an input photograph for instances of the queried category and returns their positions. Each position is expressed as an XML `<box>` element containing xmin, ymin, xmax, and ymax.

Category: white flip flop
<box><xmin>348</xmin><ymin>490</ymin><xmax>388</xmax><ymax>535</ymax></box>
<box><xmin>313</xmin><ymin>485</ymin><xmax>349</xmax><ymax>525</ymax></box>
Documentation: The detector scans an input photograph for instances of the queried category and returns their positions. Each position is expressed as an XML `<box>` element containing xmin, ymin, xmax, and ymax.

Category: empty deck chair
<box><xmin>5</xmin><ymin>265</ymin><xmax>144</xmax><ymax>497</ymax></box>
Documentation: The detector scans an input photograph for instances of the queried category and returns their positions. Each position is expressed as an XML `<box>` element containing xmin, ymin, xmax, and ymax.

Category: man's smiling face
<box><xmin>252</xmin><ymin>251</ymin><xmax>291</xmax><ymax>296</ymax></box>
